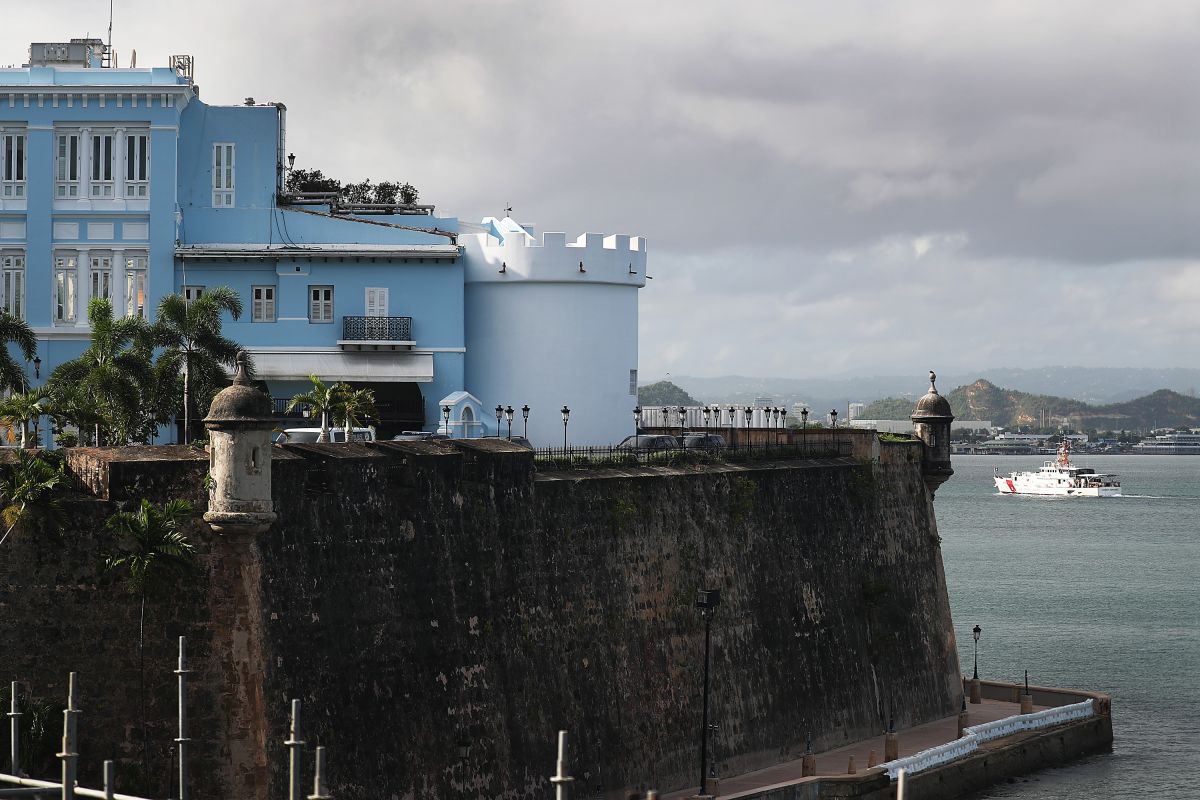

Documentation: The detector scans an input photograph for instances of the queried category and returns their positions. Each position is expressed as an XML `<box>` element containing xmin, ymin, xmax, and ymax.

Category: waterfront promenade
<box><xmin>665</xmin><ymin>696</ymin><xmax>1046</xmax><ymax>799</ymax></box>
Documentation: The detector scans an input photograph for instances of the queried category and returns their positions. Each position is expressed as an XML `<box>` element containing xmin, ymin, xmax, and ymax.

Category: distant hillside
<box><xmin>638</xmin><ymin>380</ymin><xmax>699</xmax><ymax>406</ymax></box>
<box><xmin>861</xmin><ymin>379</ymin><xmax>1200</xmax><ymax>431</ymax></box>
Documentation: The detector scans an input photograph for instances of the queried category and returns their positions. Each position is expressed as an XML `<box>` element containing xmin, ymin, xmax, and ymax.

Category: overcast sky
<box><xmin>7</xmin><ymin>2</ymin><xmax>1199</xmax><ymax>380</ymax></box>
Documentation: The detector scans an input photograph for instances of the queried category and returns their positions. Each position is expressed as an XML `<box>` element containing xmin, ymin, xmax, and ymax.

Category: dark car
<box><xmin>615</xmin><ymin>435</ymin><xmax>681</xmax><ymax>452</ymax></box>
<box><xmin>682</xmin><ymin>433</ymin><xmax>726</xmax><ymax>452</ymax></box>
<box><xmin>508</xmin><ymin>436</ymin><xmax>534</xmax><ymax>450</ymax></box>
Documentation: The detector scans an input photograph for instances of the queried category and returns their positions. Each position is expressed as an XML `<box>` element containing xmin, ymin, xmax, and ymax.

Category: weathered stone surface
<box><xmin>0</xmin><ymin>438</ymin><xmax>959</xmax><ymax>800</ymax></box>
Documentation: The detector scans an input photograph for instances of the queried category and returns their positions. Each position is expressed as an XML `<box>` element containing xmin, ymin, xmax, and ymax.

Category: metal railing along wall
<box><xmin>341</xmin><ymin>316</ymin><xmax>413</xmax><ymax>342</ymax></box>
<box><xmin>1</xmin><ymin>637</ymin><xmax>335</xmax><ymax>800</ymax></box>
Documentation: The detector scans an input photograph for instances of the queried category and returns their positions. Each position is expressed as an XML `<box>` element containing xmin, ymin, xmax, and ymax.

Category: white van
<box><xmin>276</xmin><ymin>427</ymin><xmax>376</xmax><ymax>444</ymax></box>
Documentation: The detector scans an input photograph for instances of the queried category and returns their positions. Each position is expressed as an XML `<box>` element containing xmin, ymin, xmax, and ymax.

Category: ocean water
<box><xmin>937</xmin><ymin>455</ymin><xmax>1199</xmax><ymax>799</ymax></box>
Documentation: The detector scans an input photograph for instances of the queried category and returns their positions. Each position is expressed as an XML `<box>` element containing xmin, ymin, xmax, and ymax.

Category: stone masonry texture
<box><xmin>0</xmin><ymin>438</ymin><xmax>960</xmax><ymax>799</ymax></box>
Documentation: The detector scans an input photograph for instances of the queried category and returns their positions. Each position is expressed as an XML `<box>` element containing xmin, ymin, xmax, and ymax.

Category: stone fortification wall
<box><xmin>0</xmin><ymin>438</ymin><xmax>959</xmax><ymax>799</ymax></box>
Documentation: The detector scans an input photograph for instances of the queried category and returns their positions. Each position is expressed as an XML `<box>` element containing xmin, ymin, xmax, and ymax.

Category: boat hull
<box><xmin>994</xmin><ymin>477</ymin><xmax>1121</xmax><ymax>497</ymax></box>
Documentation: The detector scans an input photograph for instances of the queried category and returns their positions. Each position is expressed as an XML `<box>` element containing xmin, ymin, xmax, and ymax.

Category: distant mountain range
<box><xmin>654</xmin><ymin>367</ymin><xmax>1200</xmax><ymax>414</ymax></box>
<box><xmin>861</xmin><ymin>379</ymin><xmax>1200</xmax><ymax>431</ymax></box>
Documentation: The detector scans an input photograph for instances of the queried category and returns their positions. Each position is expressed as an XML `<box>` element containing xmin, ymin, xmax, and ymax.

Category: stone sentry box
<box><xmin>203</xmin><ymin>350</ymin><xmax>278</xmax><ymax>536</ymax></box>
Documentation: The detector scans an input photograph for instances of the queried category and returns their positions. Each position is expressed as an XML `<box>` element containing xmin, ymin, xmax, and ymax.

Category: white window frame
<box><xmin>212</xmin><ymin>143</ymin><xmax>235</xmax><ymax>207</ymax></box>
<box><xmin>53</xmin><ymin>252</ymin><xmax>78</xmax><ymax>323</ymax></box>
<box><xmin>252</xmin><ymin>285</ymin><xmax>276</xmax><ymax>322</ymax></box>
<box><xmin>2</xmin><ymin>131</ymin><xmax>26</xmax><ymax>199</ymax></box>
<box><xmin>124</xmin><ymin>131</ymin><xmax>149</xmax><ymax>198</ymax></box>
<box><xmin>183</xmin><ymin>285</ymin><xmax>205</xmax><ymax>303</ymax></box>
<box><xmin>1</xmin><ymin>251</ymin><xmax>24</xmax><ymax>320</ymax></box>
<box><xmin>89</xmin><ymin>131</ymin><xmax>115</xmax><ymax>198</ymax></box>
<box><xmin>55</xmin><ymin>131</ymin><xmax>81</xmax><ymax>199</ymax></box>
<box><xmin>90</xmin><ymin>253</ymin><xmax>113</xmax><ymax>303</ymax></box>
<box><xmin>308</xmin><ymin>285</ymin><xmax>333</xmax><ymax>323</ymax></box>
<box><xmin>124</xmin><ymin>254</ymin><xmax>147</xmax><ymax>319</ymax></box>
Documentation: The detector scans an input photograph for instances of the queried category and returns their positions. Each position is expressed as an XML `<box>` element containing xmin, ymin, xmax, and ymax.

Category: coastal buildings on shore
<box><xmin>0</xmin><ymin>37</ymin><xmax>646</xmax><ymax>444</ymax></box>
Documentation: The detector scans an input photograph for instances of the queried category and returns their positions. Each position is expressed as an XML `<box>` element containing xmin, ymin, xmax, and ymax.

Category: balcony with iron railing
<box><xmin>338</xmin><ymin>316</ymin><xmax>415</xmax><ymax>350</ymax></box>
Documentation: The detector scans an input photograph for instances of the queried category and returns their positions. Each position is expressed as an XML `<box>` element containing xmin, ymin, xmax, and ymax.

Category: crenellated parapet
<box><xmin>463</xmin><ymin>216</ymin><xmax>648</xmax><ymax>288</ymax></box>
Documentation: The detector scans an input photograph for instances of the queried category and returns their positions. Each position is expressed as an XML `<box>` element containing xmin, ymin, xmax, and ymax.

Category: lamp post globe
<box><xmin>633</xmin><ymin>405</ymin><xmax>642</xmax><ymax>431</ymax></box>
<box><xmin>830</xmin><ymin>408</ymin><xmax>838</xmax><ymax>429</ymax></box>
<box><xmin>561</xmin><ymin>405</ymin><xmax>570</xmax><ymax>448</ymax></box>
<box><xmin>494</xmin><ymin>405</ymin><xmax>503</xmax><ymax>438</ymax></box>
<box><xmin>442</xmin><ymin>405</ymin><xmax>452</xmax><ymax>437</ymax></box>
<box><xmin>505</xmin><ymin>405</ymin><xmax>514</xmax><ymax>439</ymax></box>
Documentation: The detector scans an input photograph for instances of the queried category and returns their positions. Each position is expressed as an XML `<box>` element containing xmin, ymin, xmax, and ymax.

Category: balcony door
<box><xmin>365</xmin><ymin>287</ymin><xmax>389</xmax><ymax>317</ymax></box>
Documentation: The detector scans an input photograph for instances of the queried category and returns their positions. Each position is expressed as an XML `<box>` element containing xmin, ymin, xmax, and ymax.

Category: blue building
<box><xmin>0</xmin><ymin>38</ymin><xmax>646</xmax><ymax>445</ymax></box>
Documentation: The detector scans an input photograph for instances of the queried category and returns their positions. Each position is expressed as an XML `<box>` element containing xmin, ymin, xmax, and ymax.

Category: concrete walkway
<box><xmin>665</xmin><ymin>698</ymin><xmax>1043</xmax><ymax>799</ymax></box>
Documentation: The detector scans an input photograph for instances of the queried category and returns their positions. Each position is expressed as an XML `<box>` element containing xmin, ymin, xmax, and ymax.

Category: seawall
<box><xmin>0</xmin><ymin>437</ymin><xmax>961</xmax><ymax>799</ymax></box>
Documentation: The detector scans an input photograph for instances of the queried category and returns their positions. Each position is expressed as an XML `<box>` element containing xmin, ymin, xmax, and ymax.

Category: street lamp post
<box><xmin>505</xmin><ymin>406</ymin><xmax>514</xmax><ymax>439</ymax></box>
<box><xmin>561</xmin><ymin>406</ymin><xmax>570</xmax><ymax>449</ymax></box>
<box><xmin>442</xmin><ymin>405</ymin><xmax>452</xmax><ymax>438</ymax></box>
<box><xmin>495</xmin><ymin>405</ymin><xmax>503</xmax><ymax>438</ymax></box>
<box><xmin>972</xmin><ymin>625</ymin><xmax>981</xmax><ymax>679</ymax></box>
<box><xmin>727</xmin><ymin>406</ymin><xmax>735</xmax><ymax>443</ymax></box>
<box><xmin>830</xmin><ymin>409</ymin><xmax>838</xmax><ymax>429</ymax></box>
<box><xmin>703</xmin><ymin>406</ymin><xmax>711</xmax><ymax>429</ymax></box>
<box><xmin>522</xmin><ymin>404</ymin><xmax>530</xmax><ymax>438</ymax></box>
<box><xmin>970</xmin><ymin>624</ymin><xmax>982</xmax><ymax>704</ymax></box>
<box><xmin>696</xmin><ymin>588</ymin><xmax>722</xmax><ymax>797</ymax></box>
<box><xmin>678</xmin><ymin>406</ymin><xmax>687</xmax><ymax>440</ymax></box>
<box><xmin>633</xmin><ymin>406</ymin><xmax>642</xmax><ymax>432</ymax></box>
<box><xmin>801</xmin><ymin>407</ymin><xmax>809</xmax><ymax>454</ymax></box>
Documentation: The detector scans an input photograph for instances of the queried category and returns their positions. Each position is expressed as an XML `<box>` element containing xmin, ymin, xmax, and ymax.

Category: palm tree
<box><xmin>286</xmin><ymin>375</ymin><xmax>342</xmax><ymax>443</ymax></box>
<box><xmin>0</xmin><ymin>388</ymin><xmax>49</xmax><ymax>448</ymax></box>
<box><xmin>0</xmin><ymin>310</ymin><xmax>37</xmax><ymax>394</ymax></box>
<box><xmin>0</xmin><ymin>450</ymin><xmax>68</xmax><ymax>547</ymax></box>
<box><xmin>153</xmin><ymin>288</ymin><xmax>244</xmax><ymax>444</ymax></box>
<box><xmin>104</xmin><ymin>499</ymin><xmax>197</xmax><ymax>792</ymax></box>
<box><xmin>47</xmin><ymin>299</ymin><xmax>151</xmax><ymax>444</ymax></box>
<box><xmin>334</xmin><ymin>386</ymin><xmax>377</xmax><ymax>440</ymax></box>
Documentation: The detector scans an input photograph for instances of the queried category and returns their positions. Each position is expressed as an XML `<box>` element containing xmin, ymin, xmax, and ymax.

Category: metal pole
<box><xmin>699</xmin><ymin>610</ymin><xmax>712</xmax><ymax>796</ymax></box>
<box><xmin>549</xmin><ymin>730</ymin><xmax>573</xmax><ymax>800</ymax></box>
<box><xmin>308</xmin><ymin>746</ymin><xmax>332</xmax><ymax>800</ymax></box>
<box><xmin>175</xmin><ymin>636</ymin><xmax>190</xmax><ymax>800</ymax></box>
<box><xmin>973</xmin><ymin>639</ymin><xmax>979</xmax><ymax>680</ymax></box>
<box><xmin>59</xmin><ymin>672</ymin><xmax>79</xmax><ymax>800</ymax></box>
<box><xmin>8</xmin><ymin>680</ymin><xmax>20</xmax><ymax>776</ymax></box>
<box><xmin>102</xmin><ymin>760</ymin><xmax>115</xmax><ymax>800</ymax></box>
<box><xmin>284</xmin><ymin>699</ymin><xmax>305</xmax><ymax>800</ymax></box>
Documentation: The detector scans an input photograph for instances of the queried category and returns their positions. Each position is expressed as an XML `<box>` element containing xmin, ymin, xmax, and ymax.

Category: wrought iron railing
<box><xmin>532</xmin><ymin>440</ymin><xmax>852</xmax><ymax>471</ymax></box>
<box><xmin>341</xmin><ymin>315</ymin><xmax>413</xmax><ymax>341</ymax></box>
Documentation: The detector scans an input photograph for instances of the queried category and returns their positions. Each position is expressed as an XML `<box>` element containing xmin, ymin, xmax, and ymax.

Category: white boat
<box><xmin>994</xmin><ymin>443</ymin><xmax>1121</xmax><ymax>497</ymax></box>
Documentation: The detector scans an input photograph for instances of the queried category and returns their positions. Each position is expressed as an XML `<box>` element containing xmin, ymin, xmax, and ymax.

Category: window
<box><xmin>55</xmin><ymin>132</ymin><xmax>80</xmax><ymax>198</ymax></box>
<box><xmin>365</xmin><ymin>287</ymin><xmax>388</xmax><ymax>317</ymax></box>
<box><xmin>89</xmin><ymin>132</ymin><xmax>115</xmax><ymax>197</ymax></box>
<box><xmin>2</xmin><ymin>132</ymin><xmax>25</xmax><ymax>198</ymax></box>
<box><xmin>125</xmin><ymin>254</ymin><xmax>147</xmax><ymax>318</ymax></box>
<box><xmin>308</xmin><ymin>285</ymin><xmax>333</xmax><ymax>323</ymax></box>
<box><xmin>629</xmin><ymin>369</ymin><xmax>638</xmax><ymax>396</ymax></box>
<box><xmin>1</xmin><ymin>252</ymin><xmax>24</xmax><ymax>319</ymax></box>
<box><xmin>252</xmin><ymin>285</ymin><xmax>275</xmax><ymax>322</ymax></box>
<box><xmin>125</xmin><ymin>133</ymin><xmax>149</xmax><ymax>197</ymax></box>
<box><xmin>90</xmin><ymin>254</ymin><xmax>113</xmax><ymax>303</ymax></box>
<box><xmin>54</xmin><ymin>253</ymin><xmax>77</xmax><ymax>323</ymax></box>
<box><xmin>213</xmin><ymin>143</ymin><xmax>235</xmax><ymax>207</ymax></box>
<box><xmin>183</xmin><ymin>285</ymin><xmax>205</xmax><ymax>303</ymax></box>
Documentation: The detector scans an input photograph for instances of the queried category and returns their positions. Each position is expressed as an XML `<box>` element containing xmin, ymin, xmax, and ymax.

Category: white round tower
<box><xmin>463</xmin><ymin>218</ymin><xmax>648</xmax><ymax>446</ymax></box>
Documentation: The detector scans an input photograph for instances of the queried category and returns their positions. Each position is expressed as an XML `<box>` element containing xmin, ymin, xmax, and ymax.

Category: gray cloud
<box><xmin>5</xmin><ymin>1</ymin><xmax>1199</xmax><ymax>380</ymax></box>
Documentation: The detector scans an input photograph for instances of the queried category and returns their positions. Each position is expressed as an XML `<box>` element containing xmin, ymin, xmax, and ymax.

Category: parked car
<box><xmin>682</xmin><ymin>433</ymin><xmax>726</xmax><ymax>451</ymax></box>
<box><xmin>615</xmin><ymin>434</ymin><xmax>681</xmax><ymax>452</ymax></box>
<box><xmin>508</xmin><ymin>436</ymin><xmax>534</xmax><ymax>450</ymax></box>
<box><xmin>276</xmin><ymin>427</ymin><xmax>376</xmax><ymax>444</ymax></box>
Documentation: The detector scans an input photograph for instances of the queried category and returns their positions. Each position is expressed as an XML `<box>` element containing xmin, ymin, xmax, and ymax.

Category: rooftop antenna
<box><xmin>108</xmin><ymin>0</ymin><xmax>114</xmax><ymax>52</ymax></box>
<box><xmin>505</xmin><ymin>204</ymin><xmax>512</xmax><ymax>219</ymax></box>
